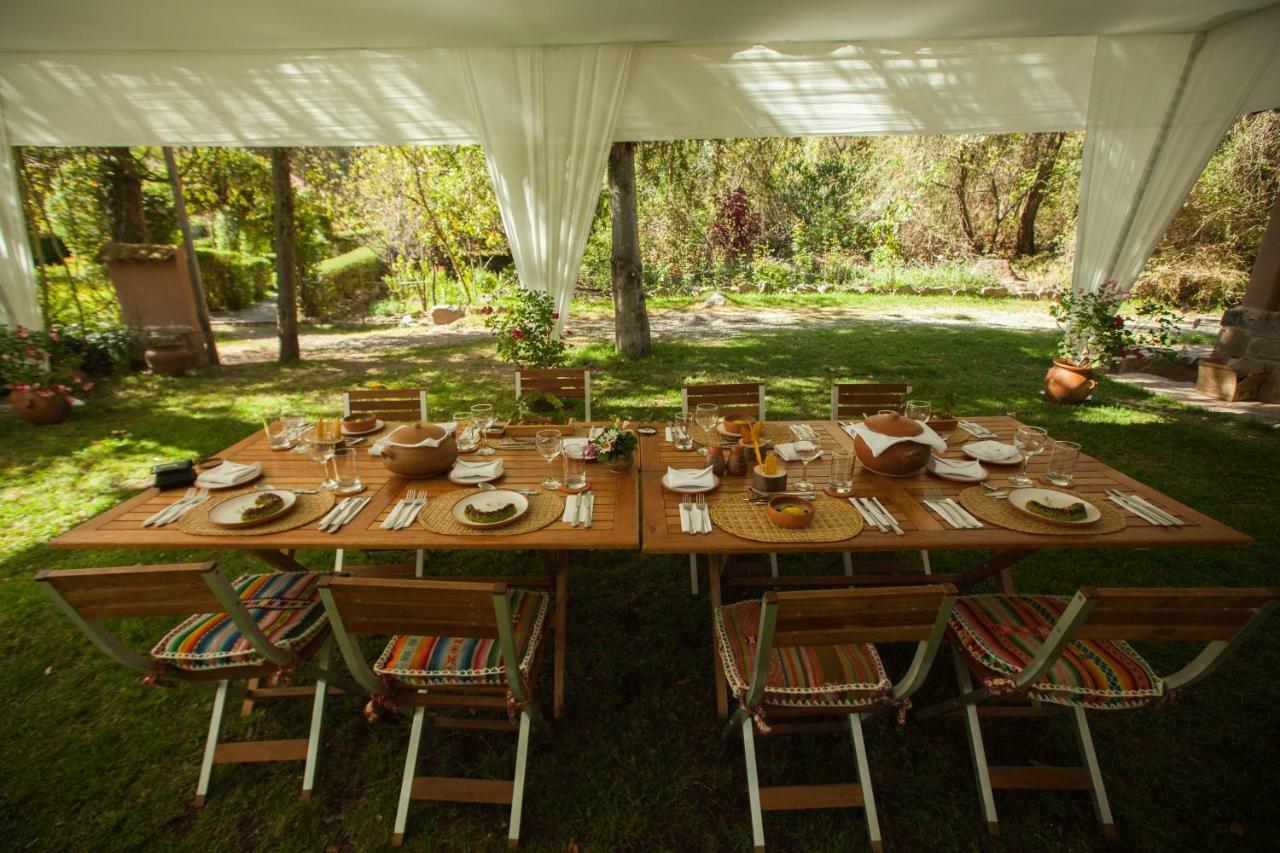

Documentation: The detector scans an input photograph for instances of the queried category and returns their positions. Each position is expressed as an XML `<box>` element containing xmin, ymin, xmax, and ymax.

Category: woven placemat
<box><xmin>695</xmin><ymin>421</ymin><xmax>799</xmax><ymax>449</ymax></box>
<box><xmin>945</xmin><ymin>430</ymin><xmax>971</xmax><ymax>447</ymax></box>
<box><xmin>711</xmin><ymin>494</ymin><xmax>863</xmax><ymax>544</ymax></box>
<box><xmin>957</xmin><ymin>487</ymin><xmax>1126</xmax><ymax>536</ymax></box>
<box><xmin>419</xmin><ymin>489</ymin><xmax>564</xmax><ymax>536</ymax></box>
<box><xmin>179</xmin><ymin>489</ymin><xmax>336</xmax><ymax>536</ymax></box>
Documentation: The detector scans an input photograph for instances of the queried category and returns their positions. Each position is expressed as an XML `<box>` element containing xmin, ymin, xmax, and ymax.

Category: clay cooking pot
<box><xmin>853</xmin><ymin>411</ymin><xmax>931</xmax><ymax>477</ymax></box>
<box><xmin>376</xmin><ymin>422</ymin><xmax>458</xmax><ymax>477</ymax></box>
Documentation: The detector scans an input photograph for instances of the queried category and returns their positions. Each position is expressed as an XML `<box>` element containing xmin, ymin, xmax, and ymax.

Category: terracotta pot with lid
<box><xmin>853</xmin><ymin>411</ymin><xmax>931</xmax><ymax>477</ymax></box>
<box><xmin>376</xmin><ymin>422</ymin><xmax>458</xmax><ymax>477</ymax></box>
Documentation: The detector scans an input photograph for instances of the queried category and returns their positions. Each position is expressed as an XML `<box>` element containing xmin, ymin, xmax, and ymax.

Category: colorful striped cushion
<box><xmin>714</xmin><ymin>600</ymin><xmax>890</xmax><ymax>709</ymax></box>
<box><xmin>151</xmin><ymin>572</ymin><xmax>327</xmax><ymax>671</ymax></box>
<box><xmin>374</xmin><ymin>589</ymin><xmax>549</xmax><ymax>688</ymax></box>
<box><xmin>949</xmin><ymin>595</ymin><xmax>1163</xmax><ymax>710</ymax></box>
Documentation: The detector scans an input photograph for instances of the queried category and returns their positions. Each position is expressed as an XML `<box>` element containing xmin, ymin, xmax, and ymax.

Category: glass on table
<box><xmin>283</xmin><ymin>412</ymin><xmax>308</xmax><ymax>453</ymax></box>
<box><xmin>1010</xmin><ymin>425</ymin><xmax>1048</xmax><ymax>488</ymax></box>
<box><xmin>905</xmin><ymin>400</ymin><xmax>932</xmax><ymax>422</ymax></box>
<box><xmin>562</xmin><ymin>442</ymin><xmax>588</xmax><ymax>492</ymax></box>
<box><xmin>331</xmin><ymin>446</ymin><xmax>363</xmax><ymax>495</ymax></box>
<box><xmin>471</xmin><ymin>403</ymin><xmax>496</xmax><ymax>456</ymax></box>
<box><xmin>265</xmin><ymin>416</ymin><xmax>293</xmax><ymax>450</ymax></box>
<box><xmin>792</xmin><ymin>439</ymin><xmax>820</xmax><ymax>492</ymax></box>
<box><xmin>828</xmin><ymin>449</ymin><xmax>854</xmax><ymax>495</ymax></box>
<box><xmin>536</xmin><ymin>429</ymin><xmax>563</xmax><ymax>490</ymax></box>
<box><xmin>1044</xmin><ymin>440</ymin><xmax>1081</xmax><ymax>488</ymax></box>
<box><xmin>304</xmin><ymin>425</ymin><xmax>339</xmax><ymax>490</ymax></box>
<box><xmin>453</xmin><ymin>412</ymin><xmax>478</xmax><ymax>452</ymax></box>
<box><xmin>694</xmin><ymin>403</ymin><xmax>720</xmax><ymax>457</ymax></box>
<box><xmin>670</xmin><ymin>412</ymin><xmax>695</xmax><ymax>451</ymax></box>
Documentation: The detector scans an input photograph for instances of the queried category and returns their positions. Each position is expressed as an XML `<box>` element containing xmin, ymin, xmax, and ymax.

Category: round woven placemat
<box><xmin>956</xmin><ymin>487</ymin><xmax>1126</xmax><ymax>536</ymax></box>
<box><xmin>419</xmin><ymin>489</ymin><xmax>564</xmax><ymax>536</ymax></box>
<box><xmin>179</xmin><ymin>489</ymin><xmax>336</xmax><ymax>536</ymax></box>
<box><xmin>695</xmin><ymin>421</ymin><xmax>798</xmax><ymax>449</ymax></box>
<box><xmin>711</xmin><ymin>494</ymin><xmax>863</xmax><ymax>544</ymax></box>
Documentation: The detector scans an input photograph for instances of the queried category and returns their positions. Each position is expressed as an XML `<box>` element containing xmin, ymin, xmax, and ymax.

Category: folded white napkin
<box><xmin>451</xmin><ymin>458</ymin><xmax>503</xmax><ymax>480</ymax></box>
<box><xmin>561</xmin><ymin>493</ymin><xmax>580</xmax><ymax>523</ymax></box>
<box><xmin>200</xmin><ymin>460</ymin><xmax>258</xmax><ymax>485</ymax></box>
<box><xmin>966</xmin><ymin>439</ymin><xmax>1021</xmax><ymax>463</ymax></box>
<box><xmin>927</xmin><ymin>455</ymin><xmax>986</xmax><ymax>478</ymax></box>
<box><xmin>667</xmin><ymin>466</ymin><xmax>717</xmax><ymax>489</ymax></box>
<box><xmin>773</xmin><ymin>442</ymin><xmax>824</xmax><ymax>463</ymax></box>
<box><xmin>848</xmin><ymin>420</ymin><xmax>947</xmax><ymax>458</ymax></box>
<box><xmin>788</xmin><ymin>424</ymin><xmax>818</xmax><ymax>442</ymax></box>
<box><xmin>370</xmin><ymin>422</ymin><xmax>455</xmax><ymax>456</ymax></box>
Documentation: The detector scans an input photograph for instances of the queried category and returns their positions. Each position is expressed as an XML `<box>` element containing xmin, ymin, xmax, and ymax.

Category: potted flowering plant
<box><xmin>590</xmin><ymin>421</ymin><xmax>638</xmax><ymax>472</ymax></box>
<box><xmin>0</xmin><ymin>325</ymin><xmax>94</xmax><ymax>425</ymax></box>
<box><xmin>1045</xmin><ymin>282</ymin><xmax>1180</xmax><ymax>404</ymax></box>
<box><xmin>481</xmin><ymin>289</ymin><xmax>568</xmax><ymax>370</ymax></box>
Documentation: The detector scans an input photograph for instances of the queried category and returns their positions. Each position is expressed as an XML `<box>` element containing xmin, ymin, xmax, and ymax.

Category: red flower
<box><xmin>563</xmin><ymin>329</ymin><xmax>573</xmax><ymax>337</ymax></box>
<box><xmin>512</xmin><ymin>330</ymin><xmax>524</xmax><ymax>339</ymax></box>
<box><xmin>14</xmin><ymin>383</ymin><xmax>29</xmax><ymax>392</ymax></box>
<box><xmin>551</xmin><ymin>312</ymin><xmax>559</xmax><ymax>320</ymax></box>
<box><xmin>63</xmin><ymin>395</ymin><xmax>76</xmax><ymax>405</ymax></box>
<box><xmin>80</xmin><ymin>380</ymin><xmax>94</xmax><ymax>391</ymax></box>
<box><xmin>37</xmin><ymin>389</ymin><xmax>54</xmax><ymax>398</ymax></box>
<box><xmin>17</xmin><ymin>327</ymin><xmax>29</xmax><ymax>339</ymax></box>
<box><xmin>54</xmin><ymin>384</ymin><xmax>69</xmax><ymax>393</ymax></box>
<box><xmin>49</xmin><ymin>330</ymin><xmax>60</xmax><ymax>342</ymax></box>
<box><xmin>1112</xmin><ymin>316</ymin><xmax>1124</xmax><ymax>328</ymax></box>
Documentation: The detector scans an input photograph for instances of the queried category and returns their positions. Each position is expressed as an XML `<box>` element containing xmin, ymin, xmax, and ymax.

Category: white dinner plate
<box><xmin>451</xmin><ymin>489</ymin><xmax>530</xmax><ymax>529</ymax></box>
<box><xmin>208</xmin><ymin>489</ymin><xmax>297</xmax><ymax>528</ymax></box>
<box><xmin>341</xmin><ymin>418</ymin><xmax>384</xmax><ymax>436</ymax></box>
<box><xmin>196</xmin><ymin>461</ymin><xmax>263</xmax><ymax>490</ymax></box>
<box><xmin>962</xmin><ymin>442</ymin><xmax>1022</xmax><ymax>466</ymax></box>
<box><xmin>926</xmin><ymin>455</ymin><xmax>988</xmax><ymax>483</ymax></box>
<box><xmin>1006</xmin><ymin>487</ymin><xmax>1101</xmax><ymax>527</ymax></box>
<box><xmin>662</xmin><ymin>472</ymin><xmax>720</xmax><ymax>494</ymax></box>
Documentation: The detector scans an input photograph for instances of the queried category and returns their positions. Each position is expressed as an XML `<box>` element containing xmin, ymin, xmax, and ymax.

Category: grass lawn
<box><xmin>1</xmin><ymin>317</ymin><xmax>1277</xmax><ymax>852</ymax></box>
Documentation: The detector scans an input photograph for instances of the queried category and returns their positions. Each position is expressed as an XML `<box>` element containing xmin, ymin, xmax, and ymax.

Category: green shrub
<box><xmin>195</xmin><ymin>248</ymin><xmax>273</xmax><ymax>310</ymax></box>
<box><xmin>302</xmin><ymin>247</ymin><xmax>386</xmax><ymax>319</ymax></box>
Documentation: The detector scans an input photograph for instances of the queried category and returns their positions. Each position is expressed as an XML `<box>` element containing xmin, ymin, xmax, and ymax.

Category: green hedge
<box><xmin>301</xmin><ymin>246</ymin><xmax>386</xmax><ymax>319</ymax></box>
<box><xmin>195</xmin><ymin>248</ymin><xmax>274</xmax><ymax>310</ymax></box>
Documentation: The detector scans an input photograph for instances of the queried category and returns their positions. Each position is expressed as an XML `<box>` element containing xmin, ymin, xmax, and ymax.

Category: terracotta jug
<box><xmin>1044</xmin><ymin>359</ymin><xmax>1098</xmax><ymax>405</ymax></box>
<box><xmin>708</xmin><ymin>445</ymin><xmax>728</xmax><ymax>477</ymax></box>
<box><xmin>852</xmin><ymin>411</ymin><xmax>931</xmax><ymax>477</ymax></box>
<box><xmin>727</xmin><ymin>443</ymin><xmax>750</xmax><ymax>476</ymax></box>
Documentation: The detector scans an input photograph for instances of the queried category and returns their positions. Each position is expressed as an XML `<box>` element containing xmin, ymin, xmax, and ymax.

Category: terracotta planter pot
<box><xmin>9</xmin><ymin>390</ymin><xmax>71</xmax><ymax>425</ymax></box>
<box><xmin>145</xmin><ymin>342</ymin><xmax>192</xmax><ymax>377</ymax></box>
<box><xmin>1044</xmin><ymin>359</ymin><xmax>1098</xmax><ymax>405</ymax></box>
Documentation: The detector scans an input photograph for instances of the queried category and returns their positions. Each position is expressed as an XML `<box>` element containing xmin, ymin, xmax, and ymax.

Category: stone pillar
<box><xmin>1211</xmin><ymin>191</ymin><xmax>1280</xmax><ymax>401</ymax></box>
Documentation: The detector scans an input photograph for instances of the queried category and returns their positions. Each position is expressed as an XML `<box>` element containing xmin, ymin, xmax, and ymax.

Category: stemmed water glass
<box><xmin>284</xmin><ymin>412</ymin><xmax>308</xmax><ymax>453</ymax></box>
<box><xmin>904</xmin><ymin>400</ymin><xmax>932</xmax><ymax>422</ymax></box>
<box><xmin>305</xmin><ymin>424</ymin><xmax>339</xmax><ymax>489</ymax></box>
<box><xmin>471</xmin><ymin>403</ymin><xmax>495</xmax><ymax>456</ymax></box>
<box><xmin>793</xmin><ymin>439</ymin><xmax>820</xmax><ymax>491</ymax></box>
<box><xmin>694</xmin><ymin>403</ymin><xmax>720</xmax><ymax>457</ymax></box>
<box><xmin>1010</xmin><ymin>425</ymin><xmax>1048</xmax><ymax>487</ymax></box>
<box><xmin>535</xmin><ymin>429</ymin><xmax>563</xmax><ymax>490</ymax></box>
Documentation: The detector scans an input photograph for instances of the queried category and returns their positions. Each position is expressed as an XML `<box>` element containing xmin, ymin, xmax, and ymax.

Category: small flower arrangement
<box><xmin>1048</xmin><ymin>281</ymin><xmax>1181</xmax><ymax>371</ymax></box>
<box><xmin>483</xmin><ymin>289</ymin><xmax>568</xmax><ymax>369</ymax></box>
<box><xmin>590</xmin><ymin>421</ymin><xmax>637</xmax><ymax>464</ymax></box>
<box><xmin>0</xmin><ymin>325</ymin><xmax>93</xmax><ymax>404</ymax></box>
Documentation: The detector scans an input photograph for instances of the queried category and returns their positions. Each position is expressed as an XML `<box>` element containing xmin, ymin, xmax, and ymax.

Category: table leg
<box><xmin>248</xmin><ymin>549</ymin><xmax>309</xmax><ymax>573</ymax></box>
<box><xmin>957</xmin><ymin>549</ymin><xmax>1036</xmax><ymax>592</ymax></box>
<box><xmin>542</xmin><ymin>551</ymin><xmax>568</xmax><ymax>719</ymax></box>
<box><xmin>241</xmin><ymin>678</ymin><xmax>259</xmax><ymax>718</ymax></box>
<box><xmin>708</xmin><ymin>553</ymin><xmax>729</xmax><ymax>720</ymax></box>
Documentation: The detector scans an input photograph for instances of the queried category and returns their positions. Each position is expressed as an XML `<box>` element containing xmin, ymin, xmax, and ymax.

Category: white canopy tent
<box><xmin>2</xmin><ymin>1</ymin><xmax>1278</xmax><ymax>328</ymax></box>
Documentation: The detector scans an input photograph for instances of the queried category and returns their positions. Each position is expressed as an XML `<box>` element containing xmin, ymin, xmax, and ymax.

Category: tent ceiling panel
<box><xmin>0</xmin><ymin>0</ymin><xmax>1273</xmax><ymax>52</ymax></box>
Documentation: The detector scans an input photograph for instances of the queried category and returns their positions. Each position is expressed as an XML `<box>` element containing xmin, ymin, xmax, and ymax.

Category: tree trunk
<box><xmin>607</xmin><ymin>142</ymin><xmax>650</xmax><ymax>358</ymax></box>
<box><xmin>99</xmin><ymin>147</ymin><xmax>148</xmax><ymax>244</ymax></box>
<box><xmin>271</xmin><ymin>148</ymin><xmax>300</xmax><ymax>363</ymax></box>
<box><xmin>1015</xmin><ymin>132</ymin><xmax>1065</xmax><ymax>257</ymax></box>
<box><xmin>163</xmin><ymin>147</ymin><xmax>220</xmax><ymax>366</ymax></box>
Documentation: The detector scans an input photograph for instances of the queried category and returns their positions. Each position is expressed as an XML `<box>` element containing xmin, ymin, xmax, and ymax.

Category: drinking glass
<box><xmin>1010</xmin><ymin>425</ymin><xmax>1049</xmax><ymax>487</ymax></box>
<box><xmin>905</xmin><ymin>400</ymin><xmax>932</xmax><ymax>422</ymax></box>
<box><xmin>694</xmin><ymin>403</ymin><xmax>720</xmax><ymax>457</ymax></box>
<box><xmin>793</xmin><ymin>439</ymin><xmax>819</xmax><ymax>491</ymax></box>
<box><xmin>670</xmin><ymin>412</ymin><xmax>695</xmax><ymax>451</ymax></box>
<box><xmin>536</xmin><ymin>429</ymin><xmax>563</xmax><ymax>490</ymax></box>
<box><xmin>453</xmin><ymin>412</ymin><xmax>478</xmax><ymax>452</ymax></box>
<box><xmin>305</xmin><ymin>426</ymin><xmax>339</xmax><ymax>490</ymax></box>
<box><xmin>331</xmin><ymin>447</ymin><xmax>362</xmax><ymax>495</ymax></box>
<box><xmin>471</xmin><ymin>403</ymin><xmax>496</xmax><ymax>456</ymax></box>
<box><xmin>562</xmin><ymin>442</ymin><xmax>588</xmax><ymax>491</ymax></box>
<box><xmin>828</xmin><ymin>449</ymin><xmax>854</xmax><ymax>495</ymax></box>
<box><xmin>284</xmin><ymin>412</ymin><xmax>308</xmax><ymax>453</ymax></box>
<box><xmin>1045</xmin><ymin>440</ymin><xmax>1081</xmax><ymax>488</ymax></box>
<box><xmin>265</xmin><ymin>417</ymin><xmax>292</xmax><ymax>450</ymax></box>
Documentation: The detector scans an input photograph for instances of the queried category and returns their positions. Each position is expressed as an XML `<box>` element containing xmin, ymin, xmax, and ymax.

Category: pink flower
<box><xmin>17</xmin><ymin>327</ymin><xmax>29</xmax><ymax>339</ymax></box>
<box><xmin>49</xmin><ymin>330</ymin><xmax>60</xmax><ymax>342</ymax></box>
<box><xmin>80</xmin><ymin>380</ymin><xmax>94</xmax><ymax>391</ymax></box>
<box><xmin>14</xmin><ymin>383</ymin><xmax>29</xmax><ymax>392</ymax></box>
<box><xmin>63</xmin><ymin>395</ymin><xmax>76</xmax><ymax>404</ymax></box>
<box><xmin>54</xmin><ymin>384</ymin><xmax>70</xmax><ymax>394</ymax></box>
<box><xmin>36</xmin><ymin>389</ymin><xmax>54</xmax><ymax>398</ymax></box>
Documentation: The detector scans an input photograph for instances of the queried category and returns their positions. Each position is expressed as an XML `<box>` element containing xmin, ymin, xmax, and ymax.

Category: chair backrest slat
<box><xmin>682</xmin><ymin>383</ymin><xmax>766</xmax><ymax>420</ymax></box>
<box><xmin>831</xmin><ymin>383</ymin><xmax>912</xmax><ymax>419</ymax></box>
<box><xmin>343</xmin><ymin>389</ymin><xmax>428</xmax><ymax>421</ymax></box>
<box><xmin>1072</xmin><ymin>587</ymin><xmax>1280</xmax><ymax>641</ymax></box>
<box><xmin>37</xmin><ymin>562</ymin><xmax>221</xmax><ymax>620</ymax></box>
<box><xmin>319</xmin><ymin>576</ymin><xmax>501</xmax><ymax>638</ymax></box>
<box><xmin>769</xmin><ymin>585</ymin><xmax>955</xmax><ymax>647</ymax></box>
<box><xmin>515</xmin><ymin>369</ymin><xmax>591</xmax><ymax>420</ymax></box>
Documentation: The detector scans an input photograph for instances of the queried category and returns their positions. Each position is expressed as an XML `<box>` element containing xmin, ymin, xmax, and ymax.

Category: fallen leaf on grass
<box><xmin>44</xmin><ymin>665</ymin><xmax>53</xmax><ymax>675</ymax></box>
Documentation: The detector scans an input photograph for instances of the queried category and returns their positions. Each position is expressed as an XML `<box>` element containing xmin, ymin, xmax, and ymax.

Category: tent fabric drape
<box><xmin>461</xmin><ymin>45</ymin><xmax>632</xmax><ymax>327</ymax></box>
<box><xmin>0</xmin><ymin>102</ymin><xmax>40</xmax><ymax>329</ymax></box>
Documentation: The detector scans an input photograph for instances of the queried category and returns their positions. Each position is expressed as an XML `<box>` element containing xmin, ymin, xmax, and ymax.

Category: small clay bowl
<box><xmin>767</xmin><ymin>495</ymin><xmax>815</xmax><ymax>529</ymax></box>
<box><xmin>929</xmin><ymin>416</ymin><xmax>958</xmax><ymax>439</ymax></box>
<box><xmin>342</xmin><ymin>414</ymin><xmax>378</xmax><ymax>433</ymax></box>
<box><xmin>722</xmin><ymin>416</ymin><xmax>756</xmax><ymax>436</ymax></box>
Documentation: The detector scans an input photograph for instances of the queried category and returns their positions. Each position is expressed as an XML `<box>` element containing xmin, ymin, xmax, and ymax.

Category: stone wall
<box><xmin>1212</xmin><ymin>307</ymin><xmax>1280</xmax><ymax>402</ymax></box>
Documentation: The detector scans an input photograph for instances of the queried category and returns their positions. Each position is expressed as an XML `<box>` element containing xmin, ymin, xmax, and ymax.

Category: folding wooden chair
<box><xmin>37</xmin><ymin>563</ymin><xmax>340</xmax><ymax>806</ymax></box>
<box><xmin>682</xmin><ymin>382</ymin><xmax>768</xmax><ymax>593</ymax></box>
<box><xmin>918</xmin><ymin>587</ymin><xmax>1280</xmax><ymax>837</ymax></box>
<box><xmin>715</xmin><ymin>584</ymin><xmax>958</xmax><ymax>852</ymax></box>
<box><xmin>830</xmin><ymin>382</ymin><xmax>928</xmax><ymax>580</ymax></box>
<box><xmin>514</xmin><ymin>367</ymin><xmax>592</xmax><ymax>421</ymax></box>
<box><xmin>318</xmin><ymin>575</ymin><xmax>550</xmax><ymax>848</ymax></box>
<box><xmin>343</xmin><ymin>387</ymin><xmax>429</xmax><ymax>422</ymax></box>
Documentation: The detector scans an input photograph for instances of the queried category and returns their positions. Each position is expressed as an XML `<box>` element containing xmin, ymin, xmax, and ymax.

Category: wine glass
<box><xmin>793</xmin><ymin>439</ymin><xmax>820</xmax><ymax>491</ymax></box>
<box><xmin>304</xmin><ymin>425</ymin><xmax>339</xmax><ymax>490</ymax></box>
<box><xmin>694</xmin><ymin>403</ymin><xmax>720</xmax><ymax>457</ymax></box>
<box><xmin>535</xmin><ymin>429</ymin><xmax>563</xmax><ymax>490</ymax></box>
<box><xmin>471</xmin><ymin>403</ymin><xmax>495</xmax><ymax>456</ymax></box>
<box><xmin>905</xmin><ymin>400</ymin><xmax>932</xmax><ymax>422</ymax></box>
<box><xmin>1010</xmin><ymin>425</ymin><xmax>1048</xmax><ymax>487</ymax></box>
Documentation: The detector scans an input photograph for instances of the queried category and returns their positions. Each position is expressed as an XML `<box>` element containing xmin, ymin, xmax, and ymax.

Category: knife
<box><xmin>319</xmin><ymin>498</ymin><xmax>351</xmax><ymax>530</ymax></box>
<box><xmin>1106</xmin><ymin>491</ymin><xmax>1165</xmax><ymax>526</ymax></box>
<box><xmin>870</xmin><ymin>497</ymin><xmax>905</xmax><ymax>536</ymax></box>
<box><xmin>583</xmin><ymin>491</ymin><xmax>594</xmax><ymax>529</ymax></box>
<box><xmin>856</xmin><ymin>498</ymin><xmax>887</xmax><ymax>533</ymax></box>
<box><xmin>1117</xmin><ymin>491</ymin><xmax>1182</xmax><ymax>526</ymax></box>
<box><xmin>329</xmin><ymin>496</ymin><xmax>369</xmax><ymax>533</ymax></box>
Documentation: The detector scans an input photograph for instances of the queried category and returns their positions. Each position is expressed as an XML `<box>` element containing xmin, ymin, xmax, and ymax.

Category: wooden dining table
<box><xmin>51</xmin><ymin>422</ymin><xmax>642</xmax><ymax>718</ymax></box>
<box><xmin>637</xmin><ymin>416</ymin><xmax>1253</xmax><ymax>716</ymax></box>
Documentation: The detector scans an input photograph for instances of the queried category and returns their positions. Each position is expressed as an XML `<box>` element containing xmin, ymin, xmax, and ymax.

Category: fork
<box><xmin>696</xmin><ymin>494</ymin><xmax>712</xmax><ymax>534</ymax></box>
<box><xmin>144</xmin><ymin>488</ymin><xmax>195</xmax><ymax>527</ymax></box>
<box><xmin>397</xmin><ymin>489</ymin><xmax>427</xmax><ymax>529</ymax></box>
<box><xmin>924</xmin><ymin>488</ymin><xmax>965</xmax><ymax>528</ymax></box>
<box><xmin>680</xmin><ymin>495</ymin><xmax>694</xmax><ymax>534</ymax></box>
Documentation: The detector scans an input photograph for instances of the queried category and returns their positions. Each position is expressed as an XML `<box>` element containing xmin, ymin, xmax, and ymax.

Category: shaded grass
<box><xmin>1</xmin><ymin>320</ymin><xmax>1277</xmax><ymax>852</ymax></box>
